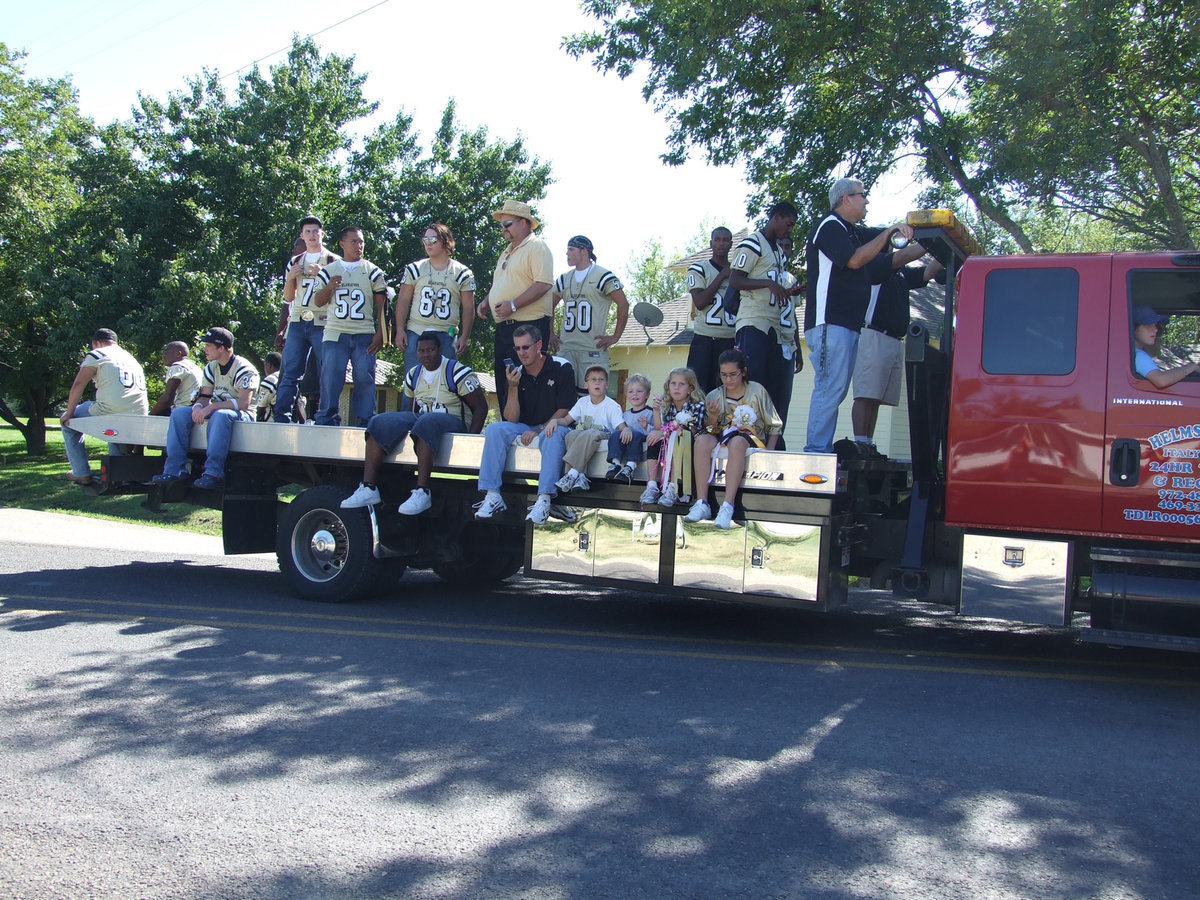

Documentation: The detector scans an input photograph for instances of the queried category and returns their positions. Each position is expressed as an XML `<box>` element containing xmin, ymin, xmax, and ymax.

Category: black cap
<box><xmin>200</xmin><ymin>327</ymin><xmax>234</xmax><ymax>349</ymax></box>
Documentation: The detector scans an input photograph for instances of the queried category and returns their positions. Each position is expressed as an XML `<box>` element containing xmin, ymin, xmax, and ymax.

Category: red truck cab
<box><xmin>947</xmin><ymin>252</ymin><xmax>1200</xmax><ymax>546</ymax></box>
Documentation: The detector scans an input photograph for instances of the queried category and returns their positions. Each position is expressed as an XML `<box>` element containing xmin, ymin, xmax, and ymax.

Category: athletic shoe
<box><xmin>526</xmin><ymin>495</ymin><xmax>552</xmax><ymax>524</ymax></box>
<box><xmin>192</xmin><ymin>474</ymin><xmax>223</xmax><ymax>490</ymax></box>
<box><xmin>714</xmin><ymin>501</ymin><xmax>736</xmax><ymax>529</ymax></box>
<box><xmin>474</xmin><ymin>493</ymin><xmax>507</xmax><ymax>519</ymax></box>
<box><xmin>678</xmin><ymin>494</ymin><xmax>691</xmax><ymax>506</ymax></box>
<box><xmin>573</xmin><ymin>472</ymin><xmax>591</xmax><ymax>492</ymax></box>
<box><xmin>658</xmin><ymin>483</ymin><xmax>679</xmax><ymax>507</ymax></box>
<box><xmin>555</xmin><ymin>472</ymin><xmax>578</xmax><ymax>493</ymax></box>
<box><xmin>616</xmin><ymin>464</ymin><xmax>635</xmax><ymax>485</ymax></box>
<box><xmin>605</xmin><ymin>462</ymin><xmax>622</xmax><ymax>480</ymax></box>
<box><xmin>683</xmin><ymin>498</ymin><xmax>711</xmax><ymax>522</ymax></box>
<box><xmin>149</xmin><ymin>471</ymin><xmax>187</xmax><ymax>484</ymax></box>
<box><xmin>639</xmin><ymin>484</ymin><xmax>661</xmax><ymax>504</ymax></box>
<box><xmin>341</xmin><ymin>482</ymin><xmax>381</xmax><ymax>508</ymax></box>
<box><xmin>397</xmin><ymin>487</ymin><xmax>431</xmax><ymax>516</ymax></box>
<box><xmin>549</xmin><ymin>504</ymin><xmax>577</xmax><ymax>523</ymax></box>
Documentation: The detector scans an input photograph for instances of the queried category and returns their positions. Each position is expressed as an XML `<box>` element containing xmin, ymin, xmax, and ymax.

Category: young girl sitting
<box><xmin>685</xmin><ymin>349</ymin><xmax>782</xmax><ymax>528</ymax></box>
<box><xmin>643</xmin><ymin>367</ymin><xmax>707</xmax><ymax>506</ymax></box>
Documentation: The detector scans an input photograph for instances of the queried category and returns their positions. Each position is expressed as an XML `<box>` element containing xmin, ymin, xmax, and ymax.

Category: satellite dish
<box><xmin>633</xmin><ymin>302</ymin><xmax>664</xmax><ymax>328</ymax></box>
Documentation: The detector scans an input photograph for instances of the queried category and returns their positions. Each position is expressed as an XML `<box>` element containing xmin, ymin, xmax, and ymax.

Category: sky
<box><xmin>10</xmin><ymin>0</ymin><xmax>921</xmax><ymax>276</ymax></box>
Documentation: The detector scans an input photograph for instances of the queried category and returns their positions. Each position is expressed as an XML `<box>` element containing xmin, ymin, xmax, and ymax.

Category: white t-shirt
<box><xmin>567</xmin><ymin>395</ymin><xmax>624</xmax><ymax>432</ymax></box>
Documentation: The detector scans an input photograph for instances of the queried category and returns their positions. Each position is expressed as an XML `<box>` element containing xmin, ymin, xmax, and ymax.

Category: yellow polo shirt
<box><xmin>487</xmin><ymin>233</ymin><xmax>553</xmax><ymax>321</ymax></box>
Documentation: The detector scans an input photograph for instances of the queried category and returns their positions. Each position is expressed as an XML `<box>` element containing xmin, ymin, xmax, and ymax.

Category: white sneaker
<box><xmin>526</xmin><ymin>494</ymin><xmax>552</xmax><ymax>524</ymax></box>
<box><xmin>341</xmin><ymin>483</ymin><xmax>380</xmax><ymax>508</ymax></box>
<box><xmin>398</xmin><ymin>487</ymin><xmax>431</xmax><ymax>515</ymax></box>
<box><xmin>474</xmin><ymin>493</ymin><xmax>506</xmax><ymax>519</ymax></box>
<box><xmin>555</xmin><ymin>472</ymin><xmax>578</xmax><ymax>493</ymax></box>
<box><xmin>714</xmin><ymin>501</ymin><xmax>735</xmax><ymax>529</ymax></box>
<box><xmin>573</xmin><ymin>471</ymin><xmax>591</xmax><ymax>492</ymax></box>
<box><xmin>658</xmin><ymin>483</ymin><xmax>679</xmax><ymax>507</ymax></box>
<box><xmin>639</xmin><ymin>484</ymin><xmax>661</xmax><ymax>504</ymax></box>
<box><xmin>683</xmin><ymin>498</ymin><xmax>711</xmax><ymax>522</ymax></box>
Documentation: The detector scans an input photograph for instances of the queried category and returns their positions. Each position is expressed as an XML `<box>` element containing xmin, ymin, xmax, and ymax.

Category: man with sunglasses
<box><xmin>802</xmin><ymin>178</ymin><xmax>922</xmax><ymax>454</ymax></box>
<box><xmin>477</xmin><ymin>199</ymin><xmax>554</xmax><ymax>409</ymax></box>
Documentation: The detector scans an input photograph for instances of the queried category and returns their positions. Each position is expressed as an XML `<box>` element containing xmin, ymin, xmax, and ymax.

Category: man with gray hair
<box><xmin>802</xmin><ymin>177</ymin><xmax>923</xmax><ymax>454</ymax></box>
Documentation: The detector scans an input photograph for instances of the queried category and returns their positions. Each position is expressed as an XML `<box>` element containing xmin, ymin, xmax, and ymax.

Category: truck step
<box><xmin>1079</xmin><ymin>628</ymin><xmax>1200</xmax><ymax>654</ymax></box>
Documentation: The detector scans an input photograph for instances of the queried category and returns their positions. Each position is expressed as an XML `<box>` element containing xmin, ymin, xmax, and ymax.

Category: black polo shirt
<box><xmin>868</xmin><ymin>266</ymin><xmax>928</xmax><ymax>338</ymax></box>
<box><xmin>804</xmin><ymin>213</ymin><xmax>894</xmax><ymax>332</ymax></box>
<box><xmin>516</xmin><ymin>356</ymin><xmax>577</xmax><ymax>427</ymax></box>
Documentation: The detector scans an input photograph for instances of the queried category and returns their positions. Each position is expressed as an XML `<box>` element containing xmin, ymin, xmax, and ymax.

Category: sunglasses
<box><xmin>420</xmin><ymin>235</ymin><xmax>439</xmax><ymax>244</ymax></box>
<box><xmin>499</xmin><ymin>219</ymin><xmax>519</xmax><ymax>229</ymax></box>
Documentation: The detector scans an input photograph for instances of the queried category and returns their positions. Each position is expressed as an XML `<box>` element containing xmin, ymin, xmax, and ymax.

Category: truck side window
<box><xmin>982</xmin><ymin>268</ymin><xmax>1079</xmax><ymax>375</ymax></box>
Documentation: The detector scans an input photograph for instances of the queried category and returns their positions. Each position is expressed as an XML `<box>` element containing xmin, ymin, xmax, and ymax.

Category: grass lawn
<box><xmin>0</xmin><ymin>423</ymin><xmax>222</xmax><ymax>536</ymax></box>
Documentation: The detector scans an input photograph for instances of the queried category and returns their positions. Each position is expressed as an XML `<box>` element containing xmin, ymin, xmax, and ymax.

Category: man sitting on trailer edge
<box><xmin>150</xmin><ymin>327</ymin><xmax>259</xmax><ymax>491</ymax></box>
<box><xmin>341</xmin><ymin>331</ymin><xmax>488</xmax><ymax>515</ymax></box>
<box><xmin>474</xmin><ymin>323</ymin><xmax>577</xmax><ymax>525</ymax></box>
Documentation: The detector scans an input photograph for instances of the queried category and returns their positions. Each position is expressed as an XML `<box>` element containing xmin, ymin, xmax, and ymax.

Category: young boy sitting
<box><xmin>605</xmin><ymin>373</ymin><xmax>652</xmax><ymax>484</ymax></box>
<box><xmin>546</xmin><ymin>366</ymin><xmax>624</xmax><ymax>493</ymax></box>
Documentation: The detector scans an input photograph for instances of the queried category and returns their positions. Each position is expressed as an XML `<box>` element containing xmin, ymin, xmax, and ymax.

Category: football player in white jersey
<box><xmin>149</xmin><ymin>341</ymin><xmax>203</xmax><ymax>416</ymax></box>
<box><xmin>311</xmin><ymin>226</ymin><xmax>389</xmax><ymax>427</ymax></box>
<box><xmin>550</xmin><ymin>235</ymin><xmax>629</xmax><ymax>392</ymax></box>
<box><xmin>685</xmin><ymin>226</ymin><xmax>736</xmax><ymax>393</ymax></box>
<box><xmin>61</xmin><ymin>328</ymin><xmax>148</xmax><ymax>485</ymax></box>
<box><xmin>274</xmin><ymin>218</ymin><xmax>339</xmax><ymax>423</ymax></box>
<box><xmin>341</xmin><ymin>331</ymin><xmax>488</xmax><ymax>515</ymax></box>
<box><xmin>729</xmin><ymin>201</ymin><xmax>798</xmax><ymax>415</ymax></box>
<box><xmin>151</xmin><ymin>327</ymin><xmax>259</xmax><ymax>491</ymax></box>
<box><xmin>394</xmin><ymin>223</ymin><xmax>476</xmax><ymax>374</ymax></box>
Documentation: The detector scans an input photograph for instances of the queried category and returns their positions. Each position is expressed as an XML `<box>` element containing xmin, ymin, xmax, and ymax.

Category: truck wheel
<box><xmin>433</xmin><ymin>552</ymin><xmax>520</xmax><ymax>586</ymax></box>
<box><xmin>277</xmin><ymin>485</ymin><xmax>381</xmax><ymax>603</ymax></box>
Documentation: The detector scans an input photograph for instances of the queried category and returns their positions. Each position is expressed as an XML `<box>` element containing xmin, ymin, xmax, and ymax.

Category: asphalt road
<box><xmin>2</xmin><ymin>509</ymin><xmax>1199</xmax><ymax>899</ymax></box>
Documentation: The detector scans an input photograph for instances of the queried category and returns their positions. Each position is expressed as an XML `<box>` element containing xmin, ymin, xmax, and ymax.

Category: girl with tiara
<box><xmin>642</xmin><ymin>367</ymin><xmax>707</xmax><ymax>506</ymax></box>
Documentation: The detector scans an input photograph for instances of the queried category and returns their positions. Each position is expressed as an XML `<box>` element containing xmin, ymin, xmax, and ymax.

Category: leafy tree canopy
<box><xmin>566</xmin><ymin>0</ymin><xmax>1200</xmax><ymax>251</ymax></box>
<box><xmin>1</xmin><ymin>37</ymin><xmax>551</xmax><ymax>452</ymax></box>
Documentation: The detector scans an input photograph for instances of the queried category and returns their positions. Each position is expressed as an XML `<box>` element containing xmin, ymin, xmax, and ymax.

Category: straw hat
<box><xmin>491</xmin><ymin>199</ymin><xmax>540</xmax><ymax>230</ymax></box>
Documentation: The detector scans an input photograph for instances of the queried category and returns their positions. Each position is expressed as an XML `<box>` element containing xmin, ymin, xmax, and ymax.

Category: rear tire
<box><xmin>277</xmin><ymin>485</ymin><xmax>382</xmax><ymax>603</ymax></box>
<box><xmin>434</xmin><ymin>551</ymin><xmax>522</xmax><ymax>586</ymax></box>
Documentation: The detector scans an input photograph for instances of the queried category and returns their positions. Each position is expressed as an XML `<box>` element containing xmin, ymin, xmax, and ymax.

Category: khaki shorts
<box><xmin>559</xmin><ymin>345</ymin><xmax>609</xmax><ymax>390</ymax></box>
<box><xmin>852</xmin><ymin>327</ymin><xmax>904</xmax><ymax>405</ymax></box>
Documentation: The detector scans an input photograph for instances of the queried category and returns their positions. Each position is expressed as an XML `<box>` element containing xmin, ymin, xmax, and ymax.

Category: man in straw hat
<box><xmin>476</xmin><ymin>199</ymin><xmax>554</xmax><ymax>408</ymax></box>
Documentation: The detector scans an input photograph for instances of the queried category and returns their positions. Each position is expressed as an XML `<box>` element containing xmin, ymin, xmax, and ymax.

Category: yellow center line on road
<box><xmin>3</xmin><ymin>595</ymin><xmax>1199</xmax><ymax>687</ymax></box>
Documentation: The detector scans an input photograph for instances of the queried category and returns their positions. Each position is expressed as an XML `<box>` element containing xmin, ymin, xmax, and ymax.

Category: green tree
<box><xmin>4</xmin><ymin>37</ymin><xmax>552</xmax><ymax>453</ymax></box>
<box><xmin>567</xmin><ymin>0</ymin><xmax>1200</xmax><ymax>251</ymax></box>
<box><xmin>0</xmin><ymin>45</ymin><xmax>93</xmax><ymax>454</ymax></box>
<box><xmin>624</xmin><ymin>238</ymin><xmax>687</xmax><ymax>306</ymax></box>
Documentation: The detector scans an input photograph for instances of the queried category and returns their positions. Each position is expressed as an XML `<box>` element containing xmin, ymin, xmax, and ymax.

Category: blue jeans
<box><xmin>607</xmin><ymin>427</ymin><xmax>647</xmax><ymax>464</ymax></box>
<box><xmin>275</xmin><ymin>320</ymin><xmax>324</xmax><ymax>423</ymax></box>
<box><xmin>62</xmin><ymin>401</ymin><xmax>127</xmax><ymax>476</ymax></box>
<box><xmin>317</xmin><ymin>332</ymin><xmax>377</xmax><ymax>427</ymax></box>
<box><xmin>803</xmin><ymin>324</ymin><xmax>859</xmax><ymax>453</ymax></box>
<box><xmin>402</xmin><ymin>329</ymin><xmax>455</xmax><ymax>378</ymax></box>
<box><xmin>478</xmin><ymin>421</ymin><xmax>567</xmax><ymax>496</ymax></box>
<box><xmin>367</xmin><ymin>410</ymin><xmax>464</xmax><ymax>454</ymax></box>
<box><xmin>163</xmin><ymin>405</ymin><xmax>254</xmax><ymax>479</ymax></box>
